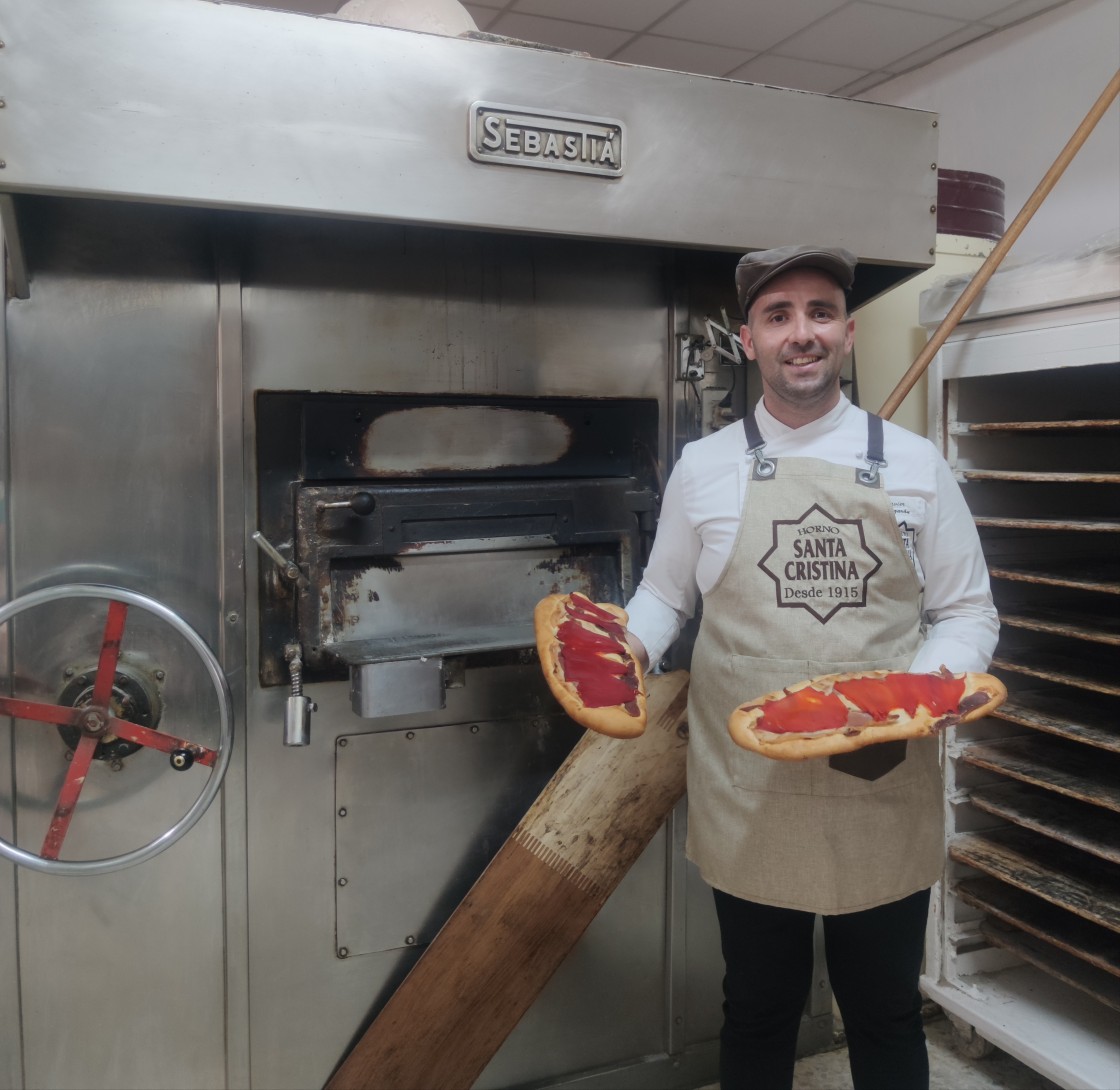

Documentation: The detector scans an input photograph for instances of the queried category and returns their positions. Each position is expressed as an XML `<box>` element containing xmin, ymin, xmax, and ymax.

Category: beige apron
<box><xmin>686</xmin><ymin>410</ymin><xmax>944</xmax><ymax>913</ymax></box>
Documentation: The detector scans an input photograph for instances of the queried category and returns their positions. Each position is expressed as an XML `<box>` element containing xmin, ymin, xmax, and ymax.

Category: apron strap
<box><xmin>857</xmin><ymin>412</ymin><xmax>887</xmax><ymax>487</ymax></box>
<box><xmin>742</xmin><ymin>410</ymin><xmax>776</xmax><ymax>480</ymax></box>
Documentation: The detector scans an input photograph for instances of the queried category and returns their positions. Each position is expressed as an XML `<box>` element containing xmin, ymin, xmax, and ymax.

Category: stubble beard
<box><xmin>765</xmin><ymin>354</ymin><xmax>843</xmax><ymax>415</ymax></box>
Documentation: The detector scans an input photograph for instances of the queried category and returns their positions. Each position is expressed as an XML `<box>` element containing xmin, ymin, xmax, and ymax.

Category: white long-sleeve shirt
<box><xmin>626</xmin><ymin>396</ymin><xmax>999</xmax><ymax>673</ymax></box>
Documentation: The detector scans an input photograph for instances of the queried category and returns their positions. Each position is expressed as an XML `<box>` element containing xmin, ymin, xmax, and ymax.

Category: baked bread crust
<box><xmin>534</xmin><ymin>592</ymin><xmax>647</xmax><ymax>738</ymax></box>
<box><xmin>727</xmin><ymin>668</ymin><xmax>1007</xmax><ymax>761</ymax></box>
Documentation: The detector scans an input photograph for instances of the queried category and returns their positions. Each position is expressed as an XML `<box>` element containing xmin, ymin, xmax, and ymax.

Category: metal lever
<box><xmin>283</xmin><ymin>644</ymin><xmax>316</xmax><ymax>747</ymax></box>
<box><xmin>316</xmin><ymin>491</ymin><xmax>376</xmax><ymax>517</ymax></box>
<box><xmin>252</xmin><ymin>531</ymin><xmax>308</xmax><ymax>587</ymax></box>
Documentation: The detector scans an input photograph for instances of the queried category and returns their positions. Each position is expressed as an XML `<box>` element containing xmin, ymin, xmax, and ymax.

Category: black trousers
<box><xmin>712</xmin><ymin>886</ymin><xmax>931</xmax><ymax>1090</ymax></box>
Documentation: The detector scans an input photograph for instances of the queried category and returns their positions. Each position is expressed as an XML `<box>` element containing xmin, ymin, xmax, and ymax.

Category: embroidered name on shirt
<box><xmin>758</xmin><ymin>503</ymin><xmax>882</xmax><ymax>623</ymax></box>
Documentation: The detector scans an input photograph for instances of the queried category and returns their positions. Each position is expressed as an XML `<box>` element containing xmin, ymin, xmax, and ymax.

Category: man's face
<box><xmin>740</xmin><ymin>267</ymin><xmax>855</xmax><ymax>425</ymax></box>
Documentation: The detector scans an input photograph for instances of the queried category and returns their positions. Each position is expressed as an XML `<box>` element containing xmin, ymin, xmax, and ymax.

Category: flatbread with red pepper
<box><xmin>728</xmin><ymin>667</ymin><xmax>1006</xmax><ymax>761</ymax></box>
<box><xmin>534</xmin><ymin>592</ymin><xmax>647</xmax><ymax>738</ymax></box>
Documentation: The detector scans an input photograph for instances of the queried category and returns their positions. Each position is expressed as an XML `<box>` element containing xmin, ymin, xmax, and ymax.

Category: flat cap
<box><xmin>735</xmin><ymin>245</ymin><xmax>857</xmax><ymax>317</ymax></box>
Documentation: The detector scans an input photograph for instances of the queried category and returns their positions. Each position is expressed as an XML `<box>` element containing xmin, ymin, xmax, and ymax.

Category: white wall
<box><xmin>861</xmin><ymin>0</ymin><xmax>1119</xmax><ymax>261</ymax></box>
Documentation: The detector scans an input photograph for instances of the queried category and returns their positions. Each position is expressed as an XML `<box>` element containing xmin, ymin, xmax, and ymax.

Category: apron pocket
<box><xmin>808</xmin><ymin>653</ymin><xmax>922</xmax><ymax>797</ymax></box>
<box><xmin>723</xmin><ymin>654</ymin><xmax>816</xmax><ymax>797</ymax></box>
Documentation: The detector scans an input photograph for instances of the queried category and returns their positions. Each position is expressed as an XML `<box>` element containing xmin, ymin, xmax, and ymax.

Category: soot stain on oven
<box><xmin>334</xmin><ymin>557</ymin><xmax>403</xmax><ymax>630</ymax></box>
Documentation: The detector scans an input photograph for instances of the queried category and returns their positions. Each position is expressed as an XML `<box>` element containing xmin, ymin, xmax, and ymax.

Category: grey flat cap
<box><xmin>735</xmin><ymin>245</ymin><xmax>857</xmax><ymax>316</ymax></box>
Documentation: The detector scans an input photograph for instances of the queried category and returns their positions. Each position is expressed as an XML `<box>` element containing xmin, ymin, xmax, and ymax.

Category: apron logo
<box><xmin>758</xmin><ymin>503</ymin><xmax>882</xmax><ymax>623</ymax></box>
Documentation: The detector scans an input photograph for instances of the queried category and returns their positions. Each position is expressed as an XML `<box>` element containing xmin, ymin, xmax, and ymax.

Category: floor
<box><xmin>699</xmin><ymin>1011</ymin><xmax>1063</xmax><ymax>1090</ymax></box>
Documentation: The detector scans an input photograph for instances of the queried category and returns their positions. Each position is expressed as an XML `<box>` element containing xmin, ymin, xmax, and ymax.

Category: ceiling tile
<box><xmin>511</xmin><ymin>0</ymin><xmax>680</xmax><ymax>32</ymax></box>
<box><xmin>612</xmin><ymin>33</ymin><xmax>757</xmax><ymax>77</ymax></box>
<box><xmin>648</xmin><ymin>0</ymin><xmax>849</xmax><ymax>53</ymax></box>
<box><xmin>982</xmin><ymin>0</ymin><xmax>1074</xmax><ymax>28</ymax></box>
<box><xmin>778</xmin><ymin>2</ymin><xmax>967</xmax><ymax>70</ymax></box>
<box><xmin>728</xmin><ymin>54</ymin><xmax>871</xmax><ymax>95</ymax></box>
<box><xmin>884</xmin><ymin>22</ymin><xmax>995</xmax><ymax>73</ymax></box>
<box><xmin>486</xmin><ymin>12</ymin><xmax>634</xmax><ymax>55</ymax></box>
<box><xmin>875</xmin><ymin>0</ymin><xmax>1013</xmax><ymax>20</ymax></box>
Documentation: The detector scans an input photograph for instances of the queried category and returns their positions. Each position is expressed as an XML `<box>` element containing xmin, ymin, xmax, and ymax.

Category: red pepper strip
<box><xmin>557</xmin><ymin>596</ymin><xmax>640</xmax><ymax>713</ymax></box>
<box><xmin>835</xmin><ymin>673</ymin><xmax>964</xmax><ymax>718</ymax></box>
<box><xmin>558</xmin><ymin>643</ymin><xmax>638</xmax><ymax>709</ymax></box>
<box><xmin>557</xmin><ymin>618</ymin><xmax>621</xmax><ymax>654</ymax></box>
<box><xmin>91</xmin><ymin>600</ymin><xmax>129</xmax><ymax>708</ymax></box>
<box><xmin>830</xmin><ymin>677</ymin><xmax>899</xmax><ymax>720</ymax></box>
<box><xmin>40</xmin><ymin>733</ymin><xmax>99</xmax><ymax>860</ymax></box>
<box><xmin>756</xmin><ymin>687</ymin><xmax>849</xmax><ymax>734</ymax></box>
<box><xmin>0</xmin><ymin>695</ymin><xmax>83</xmax><ymax>727</ymax></box>
<box><xmin>567</xmin><ymin>606</ymin><xmax>625</xmax><ymax>640</ymax></box>
<box><xmin>566</xmin><ymin>593</ymin><xmax>621</xmax><ymax>627</ymax></box>
<box><xmin>105</xmin><ymin>716</ymin><xmax>218</xmax><ymax>768</ymax></box>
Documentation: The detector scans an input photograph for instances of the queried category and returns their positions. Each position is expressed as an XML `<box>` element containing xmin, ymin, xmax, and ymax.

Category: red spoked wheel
<box><xmin>0</xmin><ymin>584</ymin><xmax>233</xmax><ymax>875</ymax></box>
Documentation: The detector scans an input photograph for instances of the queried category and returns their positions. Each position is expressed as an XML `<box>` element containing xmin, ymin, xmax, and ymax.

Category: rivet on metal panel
<box><xmin>929</xmin><ymin>248</ymin><xmax>936</xmax><ymax>255</ymax></box>
<box><xmin>405</xmin><ymin>936</ymin><xmax>416</xmax><ymax>946</ymax></box>
<box><xmin>406</xmin><ymin>731</ymin><xmax>416</xmax><ymax>740</ymax></box>
<box><xmin>338</xmin><ymin>737</ymin><xmax>347</xmax><ymax>747</ymax></box>
<box><xmin>931</xmin><ymin>163</ymin><xmax>937</xmax><ymax>170</ymax></box>
<box><xmin>338</xmin><ymin>877</ymin><xmax>348</xmax><ymax>887</ymax></box>
<box><xmin>110</xmin><ymin>759</ymin><xmax>124</xmax><ymax>772</ymax></box>
<box><xmin>337</xmin><ymin>948</ymin><xmax>349</xmax><ymax>959</ymax></box>
<box><xmin>226</xmin><ymin>611</ymin><xmax>239</xmax><ymax>625</ymax></box>
<box><xmin>338</xmin><ymin>807</ymin><xmax>347</xmax><ymax>818</ymax></box>
<box><xmin>155</xmin><ymin>670</ymin><xmax>165</xmax><ymax>681</ymax></box>
<box><xmin>932</xmin><ymin>120</ymin><xmax>938</xmax><ymax>127</ymax></box>
<box><xmin>470</xmin><ymin>724</ymin><xmax>479</xmax><ymax>734</ymax></box>
<box><xmin>0</xmin><ymin>161</ymin><xmax>6</xmax><ymax>170</ymax></box>
<box><xmin>930</xmin><ymin>205</ymin><xmax>937</xmax><ymax>214</ymax></box>
<box><xmin>63</xmin><ymin>667</ymin><xmax>74</xmax><ymax>678</ymax></box>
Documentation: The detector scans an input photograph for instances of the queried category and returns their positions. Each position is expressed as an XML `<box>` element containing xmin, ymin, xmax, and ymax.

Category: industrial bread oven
<box><xmin>0</xmin><ymin>2</ymin><xmax>938</xmax><ymax>1087</ymax></box>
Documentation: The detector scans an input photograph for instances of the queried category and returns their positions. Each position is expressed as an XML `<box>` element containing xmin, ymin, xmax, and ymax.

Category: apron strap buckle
<box><xmin>748</xmin><ymin>445</ymin><xmax>777</xmax><ymax>480</ymax></box>
<box><xmin>856</xmin><ymin>456</ymin><xmax>887</xmax><ymax>487</ymax></box>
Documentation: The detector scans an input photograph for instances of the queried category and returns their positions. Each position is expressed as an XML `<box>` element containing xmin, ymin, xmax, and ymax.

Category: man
<box><xmin>624</xmin><ymin>246</ymin><xmax>998</xmax><ymax>1090</ymax></box>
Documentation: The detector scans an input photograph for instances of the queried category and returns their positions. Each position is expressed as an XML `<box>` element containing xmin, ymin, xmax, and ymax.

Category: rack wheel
<box><xmin>0</xmin><ymin>584</ymin><xmax>233</xmax><ymax>876</ymax></box>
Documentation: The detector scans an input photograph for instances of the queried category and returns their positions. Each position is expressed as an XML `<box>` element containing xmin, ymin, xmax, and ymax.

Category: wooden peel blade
<box><xmin>325</xmin><ymin>671</ymin><xmax>690</xmax><ymax>1090</ymax></box>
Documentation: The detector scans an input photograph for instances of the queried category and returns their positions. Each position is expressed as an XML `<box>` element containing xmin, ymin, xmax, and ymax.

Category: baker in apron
<box><xmin>624</xmin><ymin>246</ymin><xmax>998</xmax><ymax>1090</ymax></box>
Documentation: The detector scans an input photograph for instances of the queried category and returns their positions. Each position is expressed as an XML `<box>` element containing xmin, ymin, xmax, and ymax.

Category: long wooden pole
<box><xmin>878</xmin><ymin>68</ymin><xmax>1120</xmax><ymax>420</ymax></box>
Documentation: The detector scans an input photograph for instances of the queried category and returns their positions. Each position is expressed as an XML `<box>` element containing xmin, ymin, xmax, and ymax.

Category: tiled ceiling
<box><xmin>228</xmin><ymin>0</ymin><xmax>1073</xmax><ymax>97</ymax></box>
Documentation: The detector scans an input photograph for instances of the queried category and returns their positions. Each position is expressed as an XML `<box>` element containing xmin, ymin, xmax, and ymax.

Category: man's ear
<box><xmin>740</xmin><ymin>322</ymin><xmax>755</xmax><ymax>360</ymax></box>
